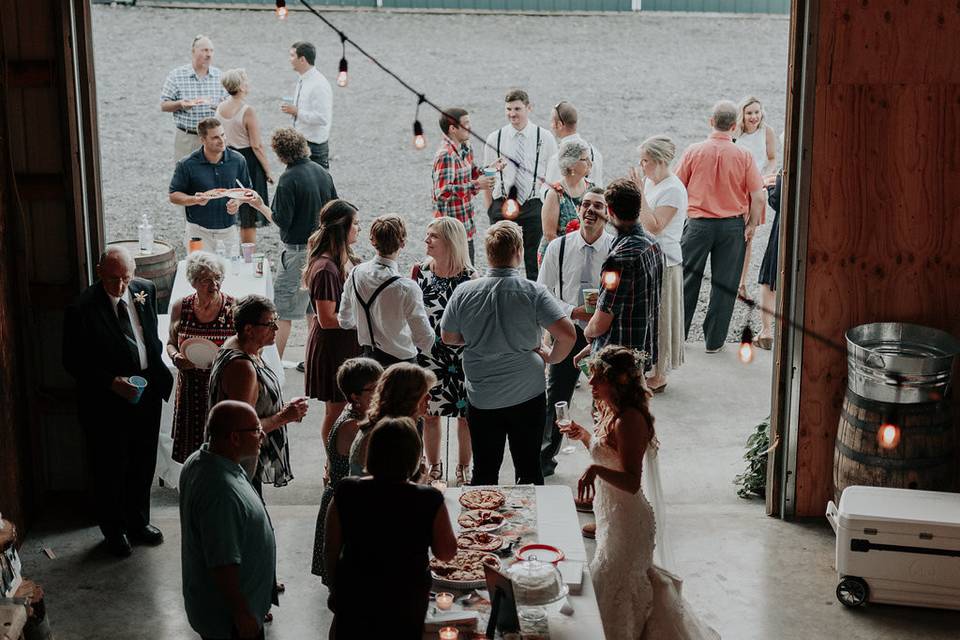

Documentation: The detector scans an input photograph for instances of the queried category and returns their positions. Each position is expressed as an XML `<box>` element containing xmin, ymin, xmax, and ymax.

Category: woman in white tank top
<box><xmin>733</xmin><ymin>96</ymin><xmax>778</xmax><ymax>303</ymax></box>
<box><xmin>216</xmin><ymin>69</ymin><xmax>274</xmax><ymax>244</ymax></box>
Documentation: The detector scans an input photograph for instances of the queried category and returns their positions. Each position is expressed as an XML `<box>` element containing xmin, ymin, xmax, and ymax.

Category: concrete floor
<box><xmin>23</xmin><ymin>341</ymin><xmax>960</xmax><ymax>639</ymax></box>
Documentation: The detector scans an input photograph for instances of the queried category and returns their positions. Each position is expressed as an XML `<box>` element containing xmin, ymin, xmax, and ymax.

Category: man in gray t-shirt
<box><xmin>441</xmin><ymin>221</ymin><xmax>576</xmax><ymax>485</ymax></box>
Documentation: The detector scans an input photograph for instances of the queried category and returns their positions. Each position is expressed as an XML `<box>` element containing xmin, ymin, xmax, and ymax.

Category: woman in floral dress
<box><xmin>412</xmin><ymin>217</ymin><xmax>476</xmax><ymax>486</ymax></box>
<box><xmin>166</xmin><ymin>252</ymin><xmax>235</xmax><ymax>463</ymax></box>
<box><xmin>538</xmin><ymin>139</ymin><xmax>593</xmax><ymax>264</ymax></box>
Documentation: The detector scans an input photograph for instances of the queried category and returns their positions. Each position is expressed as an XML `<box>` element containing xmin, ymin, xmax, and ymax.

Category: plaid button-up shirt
<box><xmin>160</xmin><ymin>64</ymin><xmax>228</xmax><ymax>132</ymax></box>
<box><xmin>593</xmin><ymin>224</ymin><xmax>664</xmax><ymax>368</ymax></box>
<box><xmin>432</xmin><ymin>136</ymin><xmax>481</xmax><ymax>239</ymax></box>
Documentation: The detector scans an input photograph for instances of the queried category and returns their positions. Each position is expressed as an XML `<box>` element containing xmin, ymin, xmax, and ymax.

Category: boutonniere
<box><xmin>134</xmin><ymin>291</ymin><xmax>148</xmax><ymax>306</ymax></box>
<box><xmin>565</xmin><ymin>218</ymin><xmax>581</xmax><ymax>234</ymax></box>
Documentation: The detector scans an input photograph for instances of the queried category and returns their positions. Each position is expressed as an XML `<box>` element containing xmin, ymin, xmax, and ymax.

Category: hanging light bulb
<box><xmin>501</xmin><ymin>185</ymin><xmax>520</xmax><ymax>219</ymax></box>
<box><xmin>336</xmin><ymin>35</ymin><xmax>348</xmax><ymax>87</ymax></box>
<box><xmin>275</xmin><ymin>0</ymin><xmax>287</xmax><ymax>19</ymax></box>
<box><xmin>601</xmin><ymin>269</ymin><xmax>620</xmax><ymax>290</ymax></box>
<box><xmin>878</xmin><ymin>422</ymin><xmax>900</xmax><ymax>449</ymax></box>
<box><xmin>739</xmin><ymin>326</ymin><xmax>754</xmax><ymax>363</ymax></box>
<box><xmin>412</xmin><ymin>95</ymin><xmax>426</xmax><ymax>150</ymax></box>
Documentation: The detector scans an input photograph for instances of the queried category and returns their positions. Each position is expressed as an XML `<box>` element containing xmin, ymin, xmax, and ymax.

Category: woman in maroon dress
<box><xmin>304</xmin><ymin>199</ymin><xmax>363</xmax><ymax>445</ymax></box>
<box><xmin>166</xmin><ymin>251</ymin><xmax>235</xmax><ymax>463</ymax></box>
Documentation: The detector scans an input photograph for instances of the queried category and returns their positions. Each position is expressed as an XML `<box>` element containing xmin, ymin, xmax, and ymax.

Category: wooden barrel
<box><xmin>833</xmin><ymin>389</ymin><xmax>956</xmax><ymax>502</ymax></box>
<box><xmin>108</xmin><ymin>240</ymin><xmax>177</xmax><ymax>313</ymax></box>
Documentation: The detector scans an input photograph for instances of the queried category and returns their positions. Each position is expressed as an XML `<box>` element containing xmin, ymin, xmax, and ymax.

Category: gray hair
<box><xmin>712</xmin><ymin>100</ymin><xmax>738</xmax><ymax>132</ymax></box>
<box><xmin>639</xmin><ymin>135</ymin><xmax>677</xmax><ymax>167</ymax></box>
<box><xmin>557</xmin><ymin>139</ymin><xmax>591</xmax><ymax>173</ymax></box>
<box><xmin>185</xmin><ymin>251</ymin><xmax>226</xmax><ymax>286</ymax></box>
<box><xmin>99</xmin><ymin>245</ymin><xmax>135</xmax><ymax>270</ymax></box>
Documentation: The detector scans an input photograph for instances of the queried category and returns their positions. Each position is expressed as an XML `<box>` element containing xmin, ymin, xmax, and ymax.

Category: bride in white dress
<box><xmin>564</xmin><ymin>345</ymin><xmax>720</xmax><ymax>640</ymax></box>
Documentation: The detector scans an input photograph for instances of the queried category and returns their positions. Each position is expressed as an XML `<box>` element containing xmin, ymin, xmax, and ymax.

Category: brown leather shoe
<box><xmin>582</xmin><ymin>522</ymin><xmax>596</xmax><ymax>539</ymax></box>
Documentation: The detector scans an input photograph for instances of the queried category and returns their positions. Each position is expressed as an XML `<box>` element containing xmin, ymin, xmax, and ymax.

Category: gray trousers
<box><xmin>681</xmin><ymin>217</ymin><xmax>746</xmax><ymax>351</ymax></box>
<box><xmin>541</xmin><ymin>324</ymin><xmax>588</xmax><ymax>476</ymax></box>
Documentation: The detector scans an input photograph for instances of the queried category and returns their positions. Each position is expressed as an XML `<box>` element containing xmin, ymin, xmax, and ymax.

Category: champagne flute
<box><xmin>556</xmin><ymin>401</ymin><xmax>576</xmax><ymax>454</ymax></box>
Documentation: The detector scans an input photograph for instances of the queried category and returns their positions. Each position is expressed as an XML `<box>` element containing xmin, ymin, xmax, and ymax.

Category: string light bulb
<box><xmin>275</xmin><ymin>0</ymin><xmax>287</xmax><ymax>19</ymax></box>
<box><xmin>412</xmin><ymin>95</ymin><xmax>426</xmax><ymax>150</ymax></box>
<box><xmin>336</xmin><ymin>34</ymin><xmax>348</xmax><ymax>87</ymax></box>
<box><xmin>739</xmin><ymin>326</ymin><xmax>754</xmax><ymax>364</ymax></box>
<box><xmin>501</xmin><ymin>185</ymin><xmax>520</xmax><ymax>219</ymax></box>
<box><xmin>878</xmin><ymin>422</ymin><xmax>900</xmax><ymax>450</ymax></box>
<box><xmin>601</xmin><ymin>269</ymin><xmax>620</xmax><ymax>290</ymax></box>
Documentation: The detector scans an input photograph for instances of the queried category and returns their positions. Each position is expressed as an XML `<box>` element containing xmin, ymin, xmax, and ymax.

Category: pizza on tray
<box><xmin>430</xmin><ymin>550</ymin><xmax>501</xmax><ymax>583</ymax></box>
<box><xmin>457</xmin><ymin>530</ymin><xmax>503</xmax><ymax>552</ymax></box>
<box><xmin>458</xmin><ymin>509</ymin><xmax>505</xmax><ymax>530</ymax></box>
<box><xmin>459</xmin><ymin>488</ymin><xmax>506</xmax><ymax>511</ymax></box>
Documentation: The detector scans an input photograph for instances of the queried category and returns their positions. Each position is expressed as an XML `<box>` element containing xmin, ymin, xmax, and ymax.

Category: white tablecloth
<box><xmin>442</xmin><ymin>485</ymin><xmax>606</xmax><ymax>639</ymax></box>
<box><xmin>155</xmin><ymin>258</ymin><xmax>285</xmax><ymax>488</ymax></box>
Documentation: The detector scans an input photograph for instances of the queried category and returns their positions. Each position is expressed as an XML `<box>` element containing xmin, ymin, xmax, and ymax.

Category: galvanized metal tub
<box><xmin>845</xmin><ymin>323</ymin><xmax>960</xmax><ymax>404</ymax></box>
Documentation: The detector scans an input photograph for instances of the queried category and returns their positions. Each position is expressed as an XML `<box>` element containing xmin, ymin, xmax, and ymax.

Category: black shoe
<box><xmin>105</xmin><ymin>534</ymin><xmax>132</xmax><ymax>558</ymax></box>
<box><xmin>296</xmin><ymin>361</ymin><xmax>305</xmax><ymax>373</ymax></box>
<box><xmin>129</xmin><ymin>524</ymin><xmax>164</xmax><ymax>546</ymax></box>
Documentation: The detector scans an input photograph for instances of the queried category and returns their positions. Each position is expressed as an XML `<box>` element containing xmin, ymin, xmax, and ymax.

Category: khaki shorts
<box><xmin>174</xmin><ymin>129</ymin><xmax>201</xmax><ymax>165</ymax></box>
<box><xmin>274</xmin><ymin>246</ymin><xmax>310</xmax><ymax>321</ymax></box>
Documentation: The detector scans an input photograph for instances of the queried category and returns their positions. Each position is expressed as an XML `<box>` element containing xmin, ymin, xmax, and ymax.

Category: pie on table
<box><xmin>459</xmin><ymin>488</ymin><xmax>506</xmax><ymax>511</ymax></box>
<box><xmin>458</xmin><ymin>509</ymin><xmax>505</xmax><ymax>530</ymax></box>
<box><xmin>430</xmin><ymin>550</ymin><xmax>501</xmax><ymax>583</ymax></box>
<box><xmin>457</xmin><ymin>530</ymin><xmax>503</xmax><ymax>552</ymax></box>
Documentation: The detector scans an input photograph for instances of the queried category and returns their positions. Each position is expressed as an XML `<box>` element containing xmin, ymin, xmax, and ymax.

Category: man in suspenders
<box><xmin>483</xmin><ymin>88</ymin><xmax>558</xmax><ymax>281</ymax></box>
<box><xmin>337</xmin><ymin>214</ymin><xmax>434</xmax><ymax>367</ymax></box>
<box><xmin>536</xmin><ymin>187</ymin><xmax>613</xmax><ymax>477</ymax></box>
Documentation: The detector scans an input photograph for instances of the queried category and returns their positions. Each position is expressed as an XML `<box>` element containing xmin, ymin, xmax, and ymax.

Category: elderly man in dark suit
<box><xmin>63</xmin><ymin>246</ymin><xmax>174</xmax><ymax>557</ymax></box>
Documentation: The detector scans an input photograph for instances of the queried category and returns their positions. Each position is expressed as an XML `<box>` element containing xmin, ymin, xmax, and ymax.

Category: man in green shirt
<box><xmin>179</xmin><ymin>400</ymin><xmax>276</xmax><ymax>640</ymax></box>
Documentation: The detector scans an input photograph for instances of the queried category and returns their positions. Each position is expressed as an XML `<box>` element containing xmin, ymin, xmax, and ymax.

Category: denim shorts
<box><xmin>273</xmin><ymin>246</ymin><xmax>310</xmax><ymax>320</ymax></box>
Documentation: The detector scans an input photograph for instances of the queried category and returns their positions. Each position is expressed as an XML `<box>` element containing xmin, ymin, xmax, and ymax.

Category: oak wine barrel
<box><xmin>833</xmin><ymin>390</ymin><xmax>955</xmax><ymax>502</ymax></box>
<box><xmin>107</xmin><ymin>240</ymin><xmax>177</xmax><ymax>313</ymax></box>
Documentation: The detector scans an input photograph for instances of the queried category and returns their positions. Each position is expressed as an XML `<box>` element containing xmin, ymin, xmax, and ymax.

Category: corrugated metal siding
<box><xmin>170</xmin><ymin>0</ymin><xmax>633</xmax><ymax>9</ymax></box>
<box><xmin>641</xmin><ymin>0</ymin><xmax>789</xmax><ymax>13</ymax></box>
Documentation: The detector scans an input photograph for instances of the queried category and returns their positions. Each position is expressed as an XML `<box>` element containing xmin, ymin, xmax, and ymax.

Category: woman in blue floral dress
<box><xmin>413</xmin><ymin>217</ymin><xmax>476</xmax><ymax>486</ymax></box>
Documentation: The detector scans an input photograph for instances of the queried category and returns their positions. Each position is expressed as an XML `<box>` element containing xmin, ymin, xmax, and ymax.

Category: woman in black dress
<box><xmin>324</xmin><ymin>417</ymin><xmax>457</xmax><ymax>639</ymax></box>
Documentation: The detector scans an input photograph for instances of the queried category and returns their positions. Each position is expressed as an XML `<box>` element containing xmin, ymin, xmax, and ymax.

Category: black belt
<box><xmin>177</xmin><ymin>125</ymin><xmax>198</xmax><ymax>135</ymax></box>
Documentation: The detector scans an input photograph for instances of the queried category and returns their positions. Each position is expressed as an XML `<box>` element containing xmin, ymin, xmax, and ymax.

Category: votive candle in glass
<box><xmin>438</xmin><ymin>627</ymin><xmax>459</xmax><ymax>640</ymax></box>
<box><xmin>435</xmin><ymin>592</ymin><xmax>454</xmax><ymax>610</ymax></box>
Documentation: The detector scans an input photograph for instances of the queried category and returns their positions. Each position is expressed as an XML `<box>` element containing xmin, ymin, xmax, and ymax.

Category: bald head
<box><xmin>97</xmin><ymin>246</ymin><xmax>136</xmax><ymax>298</ymax></box>
<box><xmin>207</xmin><ymin>400</ymin><xmax>259</xmax><ymax>440</ymax></box>
<box><xmin>711</xmin><ymin>100</ymin><xmax>738</xmax><ymax>132</ymax></box>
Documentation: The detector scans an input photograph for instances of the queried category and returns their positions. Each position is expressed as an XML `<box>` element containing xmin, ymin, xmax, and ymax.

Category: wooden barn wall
<box><xmin>0</xmin><ymin>0</ymin><xmax>103</xmax><ymax>525</ymax></box>
<box><xmin>794</xmin><ymin>0</ymin><xmax>960</xmax><ymax>516</ymax></box>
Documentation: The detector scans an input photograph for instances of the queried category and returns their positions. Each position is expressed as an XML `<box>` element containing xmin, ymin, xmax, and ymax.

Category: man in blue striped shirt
<box><xmin>161</xmin><ymin>35</ymin><xmax>228</xmax><ymax>164</ymax></box>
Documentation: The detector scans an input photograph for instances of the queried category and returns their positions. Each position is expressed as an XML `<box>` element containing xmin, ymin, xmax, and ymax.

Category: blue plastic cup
<box><xmin>483</xmin><ymin>167</ymin><xmax>496</xmax><ymax>178</ymax></box>
<box><xmin>129</xmin><ymin>375</ymin><xmax>148</xmax><ymax>404</ymax></box>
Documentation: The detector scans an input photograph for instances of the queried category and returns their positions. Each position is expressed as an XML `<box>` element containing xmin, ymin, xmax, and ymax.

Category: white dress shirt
<box><xmin>292</xmin><ymin>67</ymin><xmax>332</xmax><ymax>144</ymax></box>
<box><xmin>338</xmin><ymin>256</ymin><xmax>435</xmax><ymax>360</ymax></box>
<box><xmin>541</xmin><ymin>132</ymin><xmax>604</xmax><ymax>199</ymax></box>
<box><xmin>109</xmin><ymin>287</ymin><xmax>148</xmax><ymax>369</ymax></box>
<box><xmin>483</xmin><ymin>121</ymin><xmax>558</xmax><ymax>203</ymax></box>
<box><xmin>536</xmin><ymin>229</ymin><xmax>614</xmax><ymax>320</ymax></box>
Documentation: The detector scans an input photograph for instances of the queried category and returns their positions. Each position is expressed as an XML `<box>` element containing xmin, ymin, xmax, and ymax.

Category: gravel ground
<box><xmin>92</xmin><ymin>6</ymin><xmax>788</xmax><ymax>344</ymax></box>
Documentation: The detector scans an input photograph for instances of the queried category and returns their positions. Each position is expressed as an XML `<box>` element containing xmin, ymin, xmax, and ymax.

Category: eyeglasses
<box><xmin>196</xmin><ymin>276</ymin><xmax>223</xmax><ymax>286</ymax></box>
<box><xmin>554</xmin><ymin>101</ymin><xmax>567</xmax><ymax>126</ymax></box>
<box><xmin>233</xmin><ymin>426</ymin><xmax>264</xmax><ymax>436</ymax></box>
<box><xmin>252</xmin><ymin>319</ymin><xmax>279</xmax><ymax>330</ymax></box>
<box><xmin>580</xmin><ymin>201</ymin><xmax>606</xmax><ymax>211</ymax></box>
<box><xmin>578</xmin><ymin>157</ymin><xmax>592</xmax><ymax>163</ymax></box>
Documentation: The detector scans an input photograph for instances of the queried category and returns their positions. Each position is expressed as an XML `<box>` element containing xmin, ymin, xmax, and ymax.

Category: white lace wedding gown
<box><xmin>590</xmin><ymin>436</ymin><xmax>721</xmax><ymax>640</ymax></box>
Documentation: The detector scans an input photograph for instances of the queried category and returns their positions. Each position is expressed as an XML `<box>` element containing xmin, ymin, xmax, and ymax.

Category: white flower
<box><xmin>134</xmin><ymin>291</ymin><xmax>148</xmax><ymax>306</ymax></box>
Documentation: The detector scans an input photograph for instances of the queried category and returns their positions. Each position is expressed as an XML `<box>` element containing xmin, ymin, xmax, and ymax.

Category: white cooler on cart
<box><xmin>826</xmin><ymin>486</ymin><xmax>960</xmax><ymax>609</ymax></box>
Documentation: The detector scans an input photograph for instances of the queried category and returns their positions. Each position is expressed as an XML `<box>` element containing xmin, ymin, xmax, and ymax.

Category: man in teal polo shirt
<box><xmin>179</xmin><ymin>400</ymin><xmax>275</xmax><ymax>640</ymax></box>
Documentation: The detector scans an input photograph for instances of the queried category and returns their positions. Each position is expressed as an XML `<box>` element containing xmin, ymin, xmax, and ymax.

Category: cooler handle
<box><xmin>826</xmin><ymin>501</ymin><xmax>839</xmax><ymax>534</ymax></box>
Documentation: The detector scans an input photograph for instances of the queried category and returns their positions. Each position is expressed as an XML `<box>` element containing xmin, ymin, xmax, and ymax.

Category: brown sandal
<box><xmin>753</xmin><ymin>336</ymin><xmax>773</xmax><ymax>350</ymax></box>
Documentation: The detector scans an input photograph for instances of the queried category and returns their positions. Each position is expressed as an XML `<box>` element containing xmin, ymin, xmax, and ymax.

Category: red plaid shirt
<box><xmin>432</xmin><ymin>136</ymin><xmax>481</xmax><ymax>238</ymax></box>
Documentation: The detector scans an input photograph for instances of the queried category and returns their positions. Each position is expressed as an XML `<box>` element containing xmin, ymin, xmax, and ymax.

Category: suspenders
<box><xmin>558</xmin><ymin>233</ymin><xmax>567</xmax><ymax>295</ymax></box>
<box><xmin>496</xmin><ymin>126</ymin><xmax>542</xmax><ymax>200</ymax></box>
<box><xmin>351</xmin><ymin>273</ymin><xmax>402</xmax><ymax>350</ymax></box>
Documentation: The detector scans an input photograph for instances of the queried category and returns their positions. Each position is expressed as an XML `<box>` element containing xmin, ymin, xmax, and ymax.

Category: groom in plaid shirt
<box><xmin>432</xmin><ymin>107</ymin><xmax>496</xmax><ymax>262</ymax></box>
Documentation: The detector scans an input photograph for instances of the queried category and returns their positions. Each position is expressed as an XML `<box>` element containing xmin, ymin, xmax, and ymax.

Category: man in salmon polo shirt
<box><xmin>675</xmin><ymin>100</ymin><xmax>765</xmax><ymax>353</ymax></box>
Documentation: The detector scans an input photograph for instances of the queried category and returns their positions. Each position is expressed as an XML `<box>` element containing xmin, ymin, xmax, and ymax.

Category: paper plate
<box><xmin>181</xmin><ymin>337</ymin><xmax>219</xmax><ymax>369</ymax></box>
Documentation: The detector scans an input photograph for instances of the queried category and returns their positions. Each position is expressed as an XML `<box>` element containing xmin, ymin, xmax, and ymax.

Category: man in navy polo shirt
<box><xmin>169</xmin><ymin>117</ymin><xmax>252</xmax><ymax>253</ymax></box>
